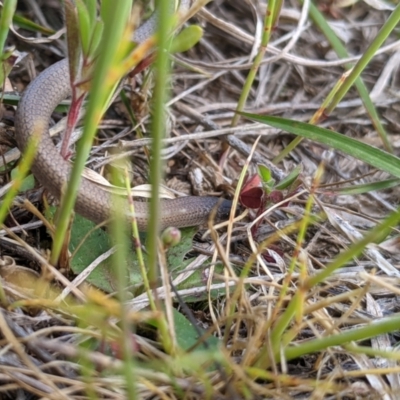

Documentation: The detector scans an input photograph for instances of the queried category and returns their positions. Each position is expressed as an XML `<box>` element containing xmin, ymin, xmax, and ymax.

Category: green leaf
<box><xmin>4</xmin><ymin>93</ymin><xmax>71</xmax><ymax>112</ymax></box>
<box><xmin>89</xmin><ymin>20</ymin><xmax>104</xmax><ymax>55</ymax></box>
<box><xmin>68</xmin><ymin>214</ymin><xmax>116</xmax><ymax>293</ymax></box>
<box><xmin>165</xmin><ymin>227</ymin><xmax>234</xmax><ymax>302</ymax></box>
<box><xmin>76</xmin><ymin>0</ymin><xmax>91</xmax><ymax>56</ymax></box>
<box><xmin>334</xmin><ymin>178</ymin><xmax>400</xmax><ymax>195</ymax></box>
<box><xmin>10</xmin><ymin>169</ymin><xmax>35</xmax><ymax>192</ymax></box>
<box><xmin>166</xmin><ymin>226</ymin><xmax>198</xmax><ymax>272</ymax></box>
<box><xmin>0</xmin><ymin>0</ymin><xmax>17</xmax><ymax>55</ymax></box>
<box><xmin>275</xmin><ymin>165</ymin><xmax>301</xmax><ymax>190</ymax></box>
<box><xmin>51</xmin><ymin>215</ymin><xmax>228</xmax><ymax>301</ymax></box>
<box><xmin>12</xmin><ymin>14</ymin><xmax>55</xmax><ymax>35</ymax></box>
<box><xmin>240</xmin><ymin>113</ymin><xmax>400</xmax><ymax>179</ymax></box>
<box><xmin>46</xmin><ymin>207</ymin><xmax>142</xmax><ymax>293</ymax></box>
<box><xmin>258</xmin><ymin>165</ymin><xmax>272</xmax><ymax>185</ymax></box>
<box><xmin>85</xmin><ymin>0</ymin><xmax>97</xmax><ymax>27</ymax></box>
<box><xmin>172</xmin><ymin>308</ymin><xmax>220</xmax><ymax>350</ymax></box>
<box><xmin>171</xmin><ymin>25</ymin><xmax>203</xmax><ymax>54</ymax></box>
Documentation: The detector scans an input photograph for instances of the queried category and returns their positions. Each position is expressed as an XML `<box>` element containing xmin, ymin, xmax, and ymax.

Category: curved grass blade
<box><xmin>239</xmin><ymin>113</ymin><xmax>400</xmax><ymax>179</ymax></box>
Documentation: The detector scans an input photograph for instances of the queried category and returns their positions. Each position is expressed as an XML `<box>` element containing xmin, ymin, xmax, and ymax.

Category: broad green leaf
<box><xmin>67</xmin><ymin>214</ymin><xmax>116</xmax><ymax>293</ymax></box>
<box><xmin>166</xmin><ymin>227</ymin><xmax>233</xmax><ymax>302</ymax></box>
<box><xmin>49</xmin><ymin>213</ymin><xmax>225</xmax><ymax>301</ymax></box>
<box><xmin>172</xmin><ymin>308</ymin><xmax>220</xmax><ymax>350</ymax></box>
<box><xmin>68</xmin><ymin>213</ymin><xmax>149</xmax><ymax>293</ymax></box>
<box><xmin>44</xmin><ymin>206</ymin><xmax>142</xmax><ymax>293</ymax></box>
<box><xmin>166</xmin><ymin>226</ymin><xmax>198</xmax><ymax>272</ymax></box>
<box><xmin>10</xmin><ymin>169</ymin><xmax>35</xmax><ymax>192</ymax></box>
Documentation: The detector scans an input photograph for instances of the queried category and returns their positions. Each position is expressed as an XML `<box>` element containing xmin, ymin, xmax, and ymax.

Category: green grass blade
<box><xmin>333</xmin><ymin>178</ymin><xmax>400</xmax><ymax>195</ymax></box>
<box><xmin>146</xmin><ymin>0</ymin><xmax>175</xmax><ymax>354</ymax></box>
<box><xmin>0</xmin><ymin>0</ymin><xmax>17</xmax><ymax>55</ymax></box>
<box><xmin>284</xmin><ymin>314</ymin><xmax>400</xmax><ymax>363</ymax></box>
<box><xmin>276</xmin><ymin>0</ymin><xmax>396</xmax><ymax>162</ymax></box>
<box><xmin>51</xmin><ymin>0</ymin><xmax>132</xmax><ymax>264</ymax></box>
<box><xmin>240</xmin><ymin>113</ymin><xmax>400</xmax><ymax>179</ymax></box>
<box><xmin>231</xmin><ymin>0</ymin><xmax>281</xmax><ymax>127</ymax></box>
<box><xmin>306</xmin><ymin>1</ymin><xmax>392</xmax><ymax>152</ymax></box>
<box><xmin>0</xmin><ymin>134</ymin><xmax>38</xmax><ymax>225</ymax></box>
